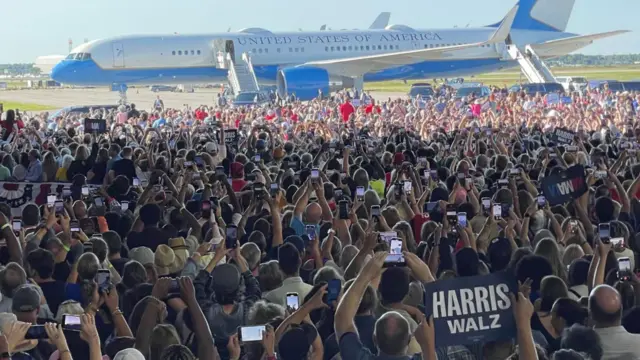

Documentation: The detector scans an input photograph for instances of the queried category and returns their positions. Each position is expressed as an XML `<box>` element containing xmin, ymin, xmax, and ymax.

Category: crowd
<box><xmin>0</xmin><ymin>81</ymin><xmax>637</xmax><ymax>360</ymax></box>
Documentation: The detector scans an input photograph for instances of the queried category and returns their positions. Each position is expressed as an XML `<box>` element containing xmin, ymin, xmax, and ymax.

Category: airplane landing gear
<box><xmin>113</xmin><ymin>84</ymin><xmax>128</xmax><ymax>106</ymax></box>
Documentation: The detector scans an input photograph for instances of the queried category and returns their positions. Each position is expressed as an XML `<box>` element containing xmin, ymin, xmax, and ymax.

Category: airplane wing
<box><xmin>296</xmin><ymin>5</ymin><xmax>517</xmax><ymax>77</ymax></box>
<box><xmin>369</xmin><ymin>12</ymin><xmax>391</xmax><ymax>29</ymax></box>
<box><xmin>530</xmin><ymin>30</ymin><xmax>629</xmax><ymax>57</ymax></box>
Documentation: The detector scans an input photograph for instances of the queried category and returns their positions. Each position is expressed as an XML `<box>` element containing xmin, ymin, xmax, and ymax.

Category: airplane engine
<box><xmin>277</xmin><ymin>67</ymin><xmax>355</xmax><ymax>101</ymax></box>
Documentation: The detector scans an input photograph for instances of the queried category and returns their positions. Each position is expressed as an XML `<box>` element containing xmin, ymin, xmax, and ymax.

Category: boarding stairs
<box><xmin>507</xmin><ymin>44</ymin><xmax>556</xmax><ymax>84</ymax></box>
<box><xmin>227</xmin><ymin>52</ymin><xmax>260</xmax><ymax>94</ymax></box>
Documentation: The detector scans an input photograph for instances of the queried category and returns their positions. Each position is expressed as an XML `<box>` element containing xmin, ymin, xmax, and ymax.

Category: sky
<box><xmin>3</xmin><ymin>0</ymin><xmax>639</xmax><ymax>63</ymax></box>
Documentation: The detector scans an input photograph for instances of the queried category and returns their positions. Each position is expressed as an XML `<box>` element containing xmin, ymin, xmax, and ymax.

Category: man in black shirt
<box><xmin>110</xmin><ymin>146</ymin><xmax>136</xmax><ymax>183</ymax></box>
<box><xmin>103</xmin><ymin>231</ymin><xmax>129</xmax><ymax>276</ymax></box>
<box><xmin>128</xmin><ymin>103</ymin><xmax>141</xmax><ymax>119</ymax></box>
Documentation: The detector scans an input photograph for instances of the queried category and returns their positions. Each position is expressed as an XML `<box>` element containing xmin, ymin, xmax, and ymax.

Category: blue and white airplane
<box><xmin>51</xmin><ymin>0</ymin><xmax>626</xmax><ymax>101</ymax></box>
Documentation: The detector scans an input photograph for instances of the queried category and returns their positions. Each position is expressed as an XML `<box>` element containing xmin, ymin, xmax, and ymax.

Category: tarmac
<box><xmin>0</xmin><ymin>88</ymin><xmax>406</xmax><ymax>112</ymax></box>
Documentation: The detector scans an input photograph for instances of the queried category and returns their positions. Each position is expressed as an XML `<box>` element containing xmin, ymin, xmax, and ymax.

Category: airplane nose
<box><xmin>50</xmin><ymin>60</ymin><xmax>68</xmax><ymax>83</ymax></box>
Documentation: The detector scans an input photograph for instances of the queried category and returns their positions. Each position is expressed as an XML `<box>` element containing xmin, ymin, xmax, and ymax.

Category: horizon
<box><xmin>2</xmin><ymin>0</ymin><xmax>638</xmax><ymax>63</ymax></box>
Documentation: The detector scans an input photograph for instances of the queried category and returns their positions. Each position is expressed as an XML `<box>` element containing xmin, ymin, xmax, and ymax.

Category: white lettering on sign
<box><xmin>433</xmin><ymin>284</ymin><xmax>511</xmax><ymax>319</ymax></box>
<box><xmin>446</xmin><ymin>314</ymin><xmax>502</xmax><ymax>334</ymax></box>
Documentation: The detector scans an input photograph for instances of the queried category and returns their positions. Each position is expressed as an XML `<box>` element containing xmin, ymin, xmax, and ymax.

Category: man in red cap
<box><xmin>230</xmin><ymin>162</ymin><xmax>247</xmax><ymax>192</ymax></box>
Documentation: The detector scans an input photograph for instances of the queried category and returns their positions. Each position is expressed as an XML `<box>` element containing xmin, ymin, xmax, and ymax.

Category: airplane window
<box><xmin>366</xmin><ymin>45</ymin><xmax>370</xmax><ymax>50</ymax></box>
<box><xmin>252</xmin><ymin>48</ymin><xmax>256</xmax><ymax>53</ymax></box>
<box><xmin>361</xmin><ymin>46</ymin><xmax>364</xmax><ymax>51</ymax></box>
<box><xmin>378</xmin><ymin>45</ymin><xmax>382</xmax><ymax>50</ymax></box>
<box><xmin>264</xmin><ymin>48</ymin><xmax>268</xmax><ymax>53</ymax></box>
<box><xmin>65</xmin><ymin>53</ymin><xmax>76</xmax><ymax>60</ymax></box>
<box><xmin>191</xmin><ymin>50</ymin><xmax>195</xmax><ymax>55</ymax></box>
<box><xmin>80</xmin><ymin>53</ymin><xmax>92</xmax><ymax>60</ymax></box>
<box><xmin>178</xmin><ymin>51</ymin><xmax>182</xmax><ymax>55</ymax></box>
<box><xmin>424</xmin><ymin>45</ymin><xmax>427</xmax><ymax>49</ymax></box>
<box><xmin>258</xmin><ymin>48</ymin><xmax>263</xmax><ymax>53</ymax></box>
<box><xmin>331</xmin><ymin>46</ymin><xmax>334</xmax><ymax>51</ymax></box>
<box><xmin>348</xmin><ymin>46</ymin><xmax>352</xmax><ymax>50</ymax></box>
<box><xmin>197</xmin><ymin>50</ymin><xmax>201</xmax><ymax>55</ymax></box>
<box><xmin>294</xmin><ymin>48</ymin><xmax>299</xmax><ymax>52</ymax></box>
<box><xmin>342</xmin><ymin>46</ymin><xmax>346</xmax><ymax>51</ymax></box>
<box><xmin>277</xmin><ymin>48</ymin><xmax>281</xmax><ymax>53</ymax></box>
<box><xmin>172</xmin><ymin>51</ymin><xmax>176</xmax><ymax>55</ymax></box>
<box><xmin>325</xmin><ymin>47</ymin><xmax>328</xmax><ymax>52</ymax></box>
<box><xmin>75</xmin><ymin>54</ymin><xmax>83</xmax><ymax>60</ymax></box>
<box><xmin>184</xmin><ymin>50</ymin><xmax>188</xmax><ymax>55</ymax></box>
<box><xmin>300</xmin><ymin>48</ymin><xmax>304</xmax><ymax>52</ymax></box>
<box><xmin>289</xmin><ymin>47</ymin><xmax>293</xmax><ymax>52</ymax></box>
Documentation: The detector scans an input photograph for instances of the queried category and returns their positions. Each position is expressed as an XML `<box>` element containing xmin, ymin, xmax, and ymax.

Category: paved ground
<box><xmin>0</xmin><ymin>88</ymin><xmax>406</xmax><ymax>111</ymax></box>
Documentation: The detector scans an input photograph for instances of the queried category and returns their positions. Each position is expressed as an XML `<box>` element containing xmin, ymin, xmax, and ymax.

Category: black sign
<box><xmin>224</xmin><ymin>129</ymin><xmax>239</xmax><ymax>148</ymax></box>
<box><xmin>541</xmin><ymin>165</ymin><xmax>587</xmax><ymax>206</ymax></box>
<box><xmin>550</xmin><ymin>127</ymin><xmax>575</xmax><ymax>145</ymax></box>
<box><xmin>423</xmin><ymin>271</ymin><xmax>518</xmax><ymax>347</ymax></box>
<box><xmin>84</xmin><ymin>118</ymin><xmax>107</xmax><ymax>134</ymax></box>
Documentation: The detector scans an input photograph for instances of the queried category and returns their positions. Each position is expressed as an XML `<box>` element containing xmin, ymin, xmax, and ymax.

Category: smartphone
<box><xmin>338</xmin><ymin>200</ymin><xmax>349</xmax><ymax>220</ymax></box>
<box><xmin>306</xmin><ymin>225</ymin><xmax>316</xmax><ymax>241</ymax></box>
<box><xmin>457</xmin><ymin>212</ymin><xmax>468</xmax><ymax>228</ymax></box>
<box><xmin>96</xmin><ymin>269</ymin><xmax>110</xmax><ymax>293</ymax></box>
<box><xmin>481</xmin><ymin>197</ymin><xmax>491</xmax><ymax>210</ymax></box>
<box><xmin>510</xmin><ymin>168</ymin><xmax>520</xmax><ymax>176</ymax></box>
<box><xmin>253</xmin><ymin>154</ymin><xmax>261</xmax><ymax>163</ymax></box>
<box><xmin>457</xmin><ymin>173</ymin><xmax>465</xmax><ymax>180</ymax></box>
<box><xmin>611</xmin><ymin>237</ymin><xmax>624</xmax><ymax>247</ymax></box>
<box><xmin>82</xmin><ymin>186</ymin><xmax>90</xmax><ymax>196</ymax></box>
<box><xmin>498</xmin><ymin>179</ymin><xmax>509</xmax><ymax>187</ymax></box>
<box><xmin>184</xmin><ymin>161</ymin><xmax>193</xmax><ymax>167</ymax></box>
<box><xmin>133</xmin><ymin>178</ymin><xmax>140</xmax><ymax>186</ymax></box>
<box><xmin>47</xmin><ymin>194</ymin><xmax>56</xmax><ymax>207</ymax></box>
<box><xmin>62</xmin><ymin>314</ymin><xmax>81</xmax><ymax>330</ymax></box>
<box><xmin>537</xmin><ymin>195</ymin><xmax>546</xmax><ymax>209</ymax></box>
<box><xmin>403</xmin><ymin>180</ymin><xmax>412</xmax><ymax>193</ymax></box>
<box><xmin>417</xmin><ymin>157</ymin><xmax>427</xmax><ymax>166</ymax></box>
<box><xmin>493</xmin><ymin>204</ymin><xmax>502</xmax><ymax>220</ymax></box>
<box><xmin>356</xmin><ymin>186</ymin><xmax>365</xmax><ymax>200</ymax></box>
<box><xmin>394</xmin><ymin>183</ymin><xmax>403</xmax><ymax>198</ymax></box>
<box><xmin>70</xmin><ymin>220</ymin><xmax>80</xmax><ymax>233</ymax></box>
<box><xmin>384</xmin><ymin>239</ymin><xmax>406</xmax><ymax>267</ymax></box>
<box><xmin>62</xmin><ymin>187</ymin><xmax>72</xmax><ymax>199</ymax></box>
<box><xmin>12</xmin><ymin>218</ymin><xmax>21</xmax><ymax>232</ymax></box>
<box><xmin>238</xmin><ymin>325</ymin><xmax>266</xmax><ymax>343</ymax></box>
<box><xmin>286</xmin><ymin>292</ymin><xmax>300</xmax><ymax>311</ymax></box>
<box><xmin>370</xmin><ymin>205</ymin><xmax>381</xmax><ymax>217</ymax></box>
<box><xmin>54</xmin><ymin>200</ymin><xmax>64</xmax><ymax>215</ymax></box>
<box><xmin>334</xmin><ymin>188</ymin><xmax>343</xmax><ymax>200</ymax></box>
<box><xmin>566</xmin><ymin>145</ymin><xmax>578</xmax><ymax>152</ymax></box>
<box><xmin>25</xmin><ymin>325</ymin><xmax>48</xmax><ymax>340</ymax></box>
<box><xmin>595</xmin><ymin>170</ymin><xmax>607</xmax><ymax>179</ymax></box>
<box><xmin>446</xmin><ymin>204</ymin><xmax>457</xmax><ymax>224</ymax></box>
<box><xmin>424</xmin><ymin>202</ymin><xmax>438</xmax><ymax>213</ymax></box>
<box><xmin>599</xmin><ymin>223</ymin><xmax>611</xmax><ymax>243</ymax></box>
<box><xmin>216</xmin><ymin>166</ymin><xmax>225</xmax><ymax>176</ymax></box>
<box><xmin>430</xmin><ymin>170</ymin><xmax>438</xmax><ymax>181</ymax></box>
<box><xmin>226</xmin><ymin>225</ymin><xmax>238</xmax><ymax>249</ymax></box>
<box><xmin>325</xmin><ymin>279</ymin><xmax>341</xmax><ymax>304</ymax></box>
<box><xmin>121</xmin><ymin>201</ymin><xmax>129</xmax><ymax>211</ymax></box>
<box><xmin>618</xmin><ymin>257</ymin><xmax>631</xmax><ymax>281</ymax></box>
<box><xmin>168</xmin><ymin>279</ymin><xmax>180</xmax><ymax>293</ymax></box>
<box><xmin>195</xmin><ymin>156</ymin><xmax>204</xmax><ymax>167</ymax></box>
<box><xmin>93</xmin><ymin>197</ymin><xmax>104</xmax><ymax>208</ymax></box>
<box><xmin>311</xmin><ymin>168</ymin><xmax>320</xmax><ymax>181</ymax></box>
<box><xmin>269</xmin><ymin>183</ymin><xmax>279</xmax><ymax>198</ymax></box>
<box><xmin>201</xmin><ymin>200</ymin><xmax>212</xmax><ymax>217</ymax></box>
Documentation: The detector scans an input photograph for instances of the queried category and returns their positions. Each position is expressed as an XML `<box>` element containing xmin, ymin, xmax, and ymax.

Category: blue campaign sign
<box><xmin>561</xmin><ymin>96</ymin><xmax>573</xmax><ymax>104</ymax></box>
<box><xmin>546</xmin><ymin>93</ymin><xmax>560</xmax><ymax>104</ymax></box>
<box><xmin>423</xmin><ymin>271</ymin><xmax>518</xmax><ymax>348</ymax></box>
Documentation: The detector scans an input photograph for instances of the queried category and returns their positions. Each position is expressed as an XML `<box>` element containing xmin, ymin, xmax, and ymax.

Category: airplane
<box><xmin>51</xmin><ymin>0</ymin><xmax>628</xmax><ymax>101</ymax></box>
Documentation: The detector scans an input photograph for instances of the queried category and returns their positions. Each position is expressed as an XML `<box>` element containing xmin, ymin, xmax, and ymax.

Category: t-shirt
<box><xmin>127</xmin><ymin>226</ymin><xmax>170</xmax><ymax>251</ymax></box>
<box><xmin>111</xmin><ymin>158</ymin><xmax>136</xmax><ymax>182</ymax></box>
<box><xmin>110</xmin><ymin>257</ymin><xmax>130</xmax><ymax>276</ymax></box>
<box><xmin>38</xmin><ymin>280</ymin><xmax>69</xmax><ymax>315</ymax></box>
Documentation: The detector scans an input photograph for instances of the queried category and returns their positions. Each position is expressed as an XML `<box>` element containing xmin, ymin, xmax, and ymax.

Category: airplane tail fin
<box><xmin>487</xmin><ymin>0</ymin><xmax>575</xmax><ymax>32</ymax></box>
<box><xmin>369</xmin><ymin>12</ymin><xmax>391</xmax><ymax>29</ymax></box>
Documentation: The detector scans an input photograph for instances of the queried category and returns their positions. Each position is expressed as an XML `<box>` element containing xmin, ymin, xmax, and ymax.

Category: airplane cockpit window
<box><xmin>66</xmin><ymin>53</ymin><xmax>77</xmax><ymax>60</ymax></box>
<box><xmin>79</xmin><ymin>53</ymin><xmax>92</xmax><ymax>61</ymax></box>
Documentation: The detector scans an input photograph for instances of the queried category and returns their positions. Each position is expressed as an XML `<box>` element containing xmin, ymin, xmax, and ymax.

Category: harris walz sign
<box><xmin>423</xmin><ymin>271</ymin><xmax>518</xmax><ymax>347</ymax></box>
<box><xmin>541</xmin><ymin>165</ymin><xmax>587</xmax><ymax>206</ymax></box>
<box><xmin>550</xmin><ymin>127</ymin><xmax>576</xmax><ymax>146</ymax></box>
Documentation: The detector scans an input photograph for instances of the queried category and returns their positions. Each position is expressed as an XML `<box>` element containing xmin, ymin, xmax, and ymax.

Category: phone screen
<box><xmin>430</xmin><ymin>170</ymin><xmax>438</xmax><ymax>180</ymax></box>
<box><xmin>493</xmin><ymin>204</ymin><xmax>502</xmax><ymax>219</ymax></box>
<box><xmin>226</xmin><ymin>226</ymin><xmax>238</xmax><ymax>248</ymax></box>
<box><xmin>286</xmin><ymin>293</ymin><xmax>300</xmax><ymax>310</ymax></box>
<box><xmin>326</xmin><ymin>279</ymin><xmax>341</xmax><ymax>303</ymax></box>
<box><xmin>385</xmin><ymin>239</ymin><xmax>405</xmax><ymax>265</ymax></box>
<box><xmin>63</xmin><ymin>315</ymin><xmax>81</xmax><ymax>329</ymax></box>
<box><xmin>254</xmin><ymin>155</ymin><xmax>261</xmax><ymax>162</ymax></box>
<box><xmin>62</xmin><ymin>188</ymin><xmax>72</xmax><ymax>198</ymax></box>
<box><xmin>201</xmin><ymin>201</ymin><xmax>211</xmax><ymax>211</ymax></box>
<box><xmin>70</xmin><ymin>220</ymin><xmax>80</xmax><ymax>232</ymax></box>
<box><xmin>240</xmin><ymin>325</ymin><xmax>266</xmax><ymax>342</ymax></box>
<box><xmin>371</xmin><ymin>205</ymin><xmax>380</xmax><ymax>217</ymax></box>
<box><xmin>47</xmin><ymin>195</ymin><xmax>56</xmax><ymax>206</ymax></box>
<box><xmin>96</xmin><ymin>270</ymin><xmax>110</xmax><ymax>292</ymax></box>
<box><xmin>619</xmin><ymin>258</ymin><xmax>631</xmax><ymax>272</ymax></box>
<box><xmin>311</xmin><ymin>169</ymin><xmax>320</xmax><ymax>179</ymax></box>
<box><xmin>12</xmin><ymin>220</ymin><xmax>21</xmax><ymax>231</ymax></box>
<box><xmin>482</xmin><ymin>198</ymin><xmax>490</xmax><ymax>210</ymax></box>
<box><xmin>25</xmin><ymin>325</ymin><xmax>48</xmax><ymax>340</ymax></box>
<box><xmin>82</xmin><ymin>187</ymin><xmax>89</xmax><ymax>196</ymax></box>
<box><xmin>55</xmin><ymin>200</ymin><xmax>64</xmax><ymax>214</ymax></box>
<box><xmin>403</xmin><ymin>181</ymin><xmax>412</xmax><ymax>193</ymax></box>
<box><xmin>216</xmin><ymin>166</ymin><xmax>225</xmax><ymax>175</ymax></box>
<box><xmin>599</xmin><ymin>223</ymin><xmax>610</xmax><ymax>240</ymax></box>
<box><xmin>133</xmin><ymin>178</ymin><xmax>140</xmax><ymax>186</ymax></box>
<box><xmin>121</xmin><ymin>201</ymin><xmax>129</xmax><ymax>211</ymax></box>
<box><xmin>379</xmin><ymin>231</ymin><xmax>397</xmax><ymax>246</ymax></box>
<box><xmin>457</xmin><ymin>213</ymin><xmax>468</xmax><ymax>228</ymax></box>
<box><xmin>537</xmin><ymin>196</ymin><xmax>546</xmax><ymax>207</ymax></box>
<box><xmin>339</xmin><ymin>201</ymin><xmax>349</xmax><ymax>219</ymax></box>
<box><xmin>306</xmin><ymin>225</ymin><xmax>316</xmax><ymax>240</ymax></box>
<box><xmin>94</xmin><ymin>197</ymin><xmax>104</xmax><ymax>207</ymax></box>
<box><xmin>356</xmin><ymin>186</ymin><xmax>365</xmax><ymax>197</ymax></box>
<box><xmin>424</xmin><ymin>202</ymin><xmax>438</xmax><ymax>213</ymax></box>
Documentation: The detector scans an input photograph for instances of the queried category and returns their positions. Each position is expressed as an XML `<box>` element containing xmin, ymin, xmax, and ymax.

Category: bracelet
<box><xmin>111</xmin><ymin>308</ymin><xmax>123</xmax><ymax>316</ymax></box>
<box><xmin>62</xmin><ymin>243</ymin><xmax>71</xmax><ymax>252</ymax></box>
<box><xmin>59</xmin><ymin>349</ymin><xmax>70</xmax><ymax>355</ymax></box>
<box><xmin>0</xmin><ymin>224</ymin><xmax>10</xmax><ymax>231</ymax></box>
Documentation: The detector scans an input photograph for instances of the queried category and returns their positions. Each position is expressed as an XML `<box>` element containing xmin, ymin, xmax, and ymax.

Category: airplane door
<box><xmin>112</xmin><ymin>42</ymin><xmax>125</xmax><ymax>68</ymax></box>
<box><xmin>225</xmin><ymin>40</ymin><xmax>236</xmax><ymax>63</ymax></box>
